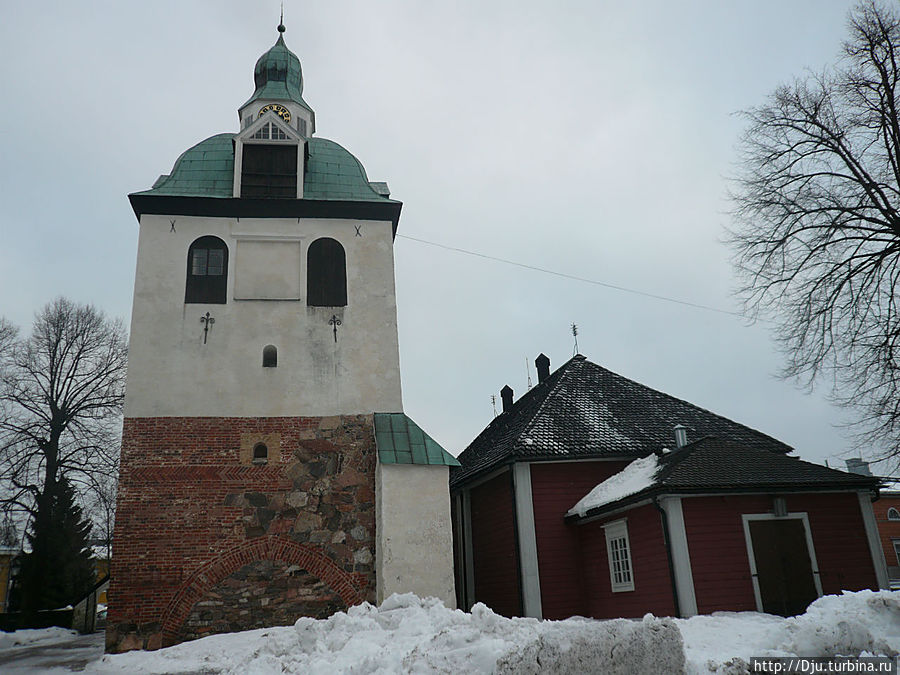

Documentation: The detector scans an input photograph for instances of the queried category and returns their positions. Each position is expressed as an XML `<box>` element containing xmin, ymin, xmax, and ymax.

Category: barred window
<box><xmin>603</xmin><ymin>519</ymin><xmax>635</xmax><ymax>592</ymax></box>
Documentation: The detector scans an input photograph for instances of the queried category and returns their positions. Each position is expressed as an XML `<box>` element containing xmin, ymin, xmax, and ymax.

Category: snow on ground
<box><xmin>88</xmin><ymin>594</ymin><xmax>683</xmax><ymax>674</ymax></box>
<box><xmin>0</xmin><ymin>626</ymin><xmax>80</xmax><ymax>650</ymax></box>
<box><xmin>1</xmin><ymin>590</ymin><xmax>898</xmax><ymax>674</ymax></box>
<box><xmin>568</xmin><ymin>453</ymin><xmax>660</xmax><ymax>516</ymax></box>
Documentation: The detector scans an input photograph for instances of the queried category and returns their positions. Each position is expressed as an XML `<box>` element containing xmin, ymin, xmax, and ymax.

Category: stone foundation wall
<box><xmin>107</xmin><ymin>415</ymin><xmax>376</xmax><ymax>653</ymax></box>
<box><xmin>179</xmin><ymin>559</ymin><xmax>346</xmax><ymax>641</ymax></box>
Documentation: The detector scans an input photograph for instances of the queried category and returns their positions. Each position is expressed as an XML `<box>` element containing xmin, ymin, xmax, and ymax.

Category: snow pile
<box><xmin>677</xmin><ymin>590</ymin><xmax>900</xmax><ymax>673</ymax></box>
<box><xmin>0</xmin><ymin>626</ymin><xmax>79</xmax><ymax>650</ymax></box>
<box><xmin>784</xmin><ymin>590</ymin><xmax>900</xmax><ymax>657</ymax></box>
<box><xmin>568</xmin><ymin>454</ymin><xmax>660</xmax><ymax>517</ymax></box>
<box><xmin>93</xmin><ymin>594</ymin><xmax>683</xmax><ymax>674</ymax></box>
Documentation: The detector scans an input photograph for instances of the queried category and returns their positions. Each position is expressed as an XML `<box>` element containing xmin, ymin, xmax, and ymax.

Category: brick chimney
<box><xmin>535</xmin><ymin>353</ymin><xmax>550</xmax><ymax>383</ymax></box>
<box><xmin>500</xmin><ymin>385</ymin><xmax>514</xmax><ymax>413</ymax></box>
<box><xmin>845</xmin><ymin>458</ymin><xmax>872</xmax><ymax>476</ymax></box>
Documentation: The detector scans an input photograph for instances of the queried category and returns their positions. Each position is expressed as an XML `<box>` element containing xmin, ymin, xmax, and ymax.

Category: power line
<box><xmin>397</xmin><ymin>234</ymin><xmax>750</xmax><ymax>320</ymax></box>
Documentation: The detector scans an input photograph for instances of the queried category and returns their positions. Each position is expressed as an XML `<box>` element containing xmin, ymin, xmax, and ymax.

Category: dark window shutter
<box><xmin>185</xmin><ymin>236</ymin><xmax>228</xmax><ymax>304</ymax></box>
<box><xmin>307</xmin><ymin>238</ymin><xmax>347</xmax><ymax>307</ymax></box>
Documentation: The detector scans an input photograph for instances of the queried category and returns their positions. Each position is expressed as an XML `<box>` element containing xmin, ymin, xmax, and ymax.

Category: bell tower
<box><xmin>107</xmin><ymin>23</ymin><xmax>457</xmax><ymax>653</ymax></box>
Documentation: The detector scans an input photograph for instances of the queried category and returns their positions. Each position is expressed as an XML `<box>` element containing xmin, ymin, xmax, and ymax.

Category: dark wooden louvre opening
<box><xmin>307</xmin><ymin>238</ymin><xmax>347</xmax><ymax>307</ymax></box>
<box><xmin>185</xmin><ymin>236</ymin><xmax>228</xmax><ymax>304</ymax></box>
<box><xmin>241</xmin><ymin>144</ymin><xmax>298</xmax><ymax>198</ymax></box>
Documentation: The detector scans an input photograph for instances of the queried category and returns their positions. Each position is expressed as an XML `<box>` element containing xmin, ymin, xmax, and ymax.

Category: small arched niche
<box><xmin>262</xmin><ymin>345</ymin><xmax>277</xmax><ymax>368</ymax></box>
<box><xmin>252</xmin><ymin>443</ymin><xmax>268</xmax><ymax>464</ymax></box>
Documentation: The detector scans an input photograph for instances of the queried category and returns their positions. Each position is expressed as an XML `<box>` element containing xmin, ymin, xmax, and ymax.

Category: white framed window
<box><xmin>888</xmin><ymin>507</ymin><xmax>900</xmax><ymax>521</ymax></box>
<box><xmin>603</xmin><ymin>519</ymin><xmax>635</xmax><ymax>592</ymax></box>
<box><xmin>250</xmin><ymin>122</ymin><xmax>289</xmax><ymax>141</ymax></box>
<box><xmin>893</xmin><ymin>539</ymin><xmax>900</xmax><ymax>566</ymax></box>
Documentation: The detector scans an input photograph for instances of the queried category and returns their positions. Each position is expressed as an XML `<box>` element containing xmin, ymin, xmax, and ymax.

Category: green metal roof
<box><xmin>375</xmin><ymin>413</ymin><xmax>460</xmax><ymax>467</ymax></box>
<box><xmin>140</xmin><ymin>134</ymin><xmax>235</xmax><ymax>198</ymax></box>
<box><xmin>132</xmin><ymin>135</ymin><xmax>396</xmax><ymax>203</ymax></box>
<box><xmin>241</xmin><ymin>33</ymin><xmax>313</xmax><ymax>112</ymax></box>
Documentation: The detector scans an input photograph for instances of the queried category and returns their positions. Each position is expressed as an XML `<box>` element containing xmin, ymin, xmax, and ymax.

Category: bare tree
<box><xmin>0</xmin><ymin>298</ymin><xmax>127</xmax><ymax>527</ymax></box>
<box><xmin>730</xmin><ymin>1</ymin><xmax>900</xmax><ymax>460</ymax></box>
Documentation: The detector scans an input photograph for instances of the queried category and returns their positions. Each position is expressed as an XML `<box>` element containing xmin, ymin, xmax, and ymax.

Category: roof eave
<box><xmin>128</xmin><ymin>193</ymin><xmax>402</xmax><ymax>234</ymax></box>
<box><xmin>565</xmin><ymin>480</ymin><xmax>880</xmax><ymax>524</ymax></box>
<box><xmin>449</xmin><ymin>451</ymin><xmax>642</xmax><ymax>490</ymax></box>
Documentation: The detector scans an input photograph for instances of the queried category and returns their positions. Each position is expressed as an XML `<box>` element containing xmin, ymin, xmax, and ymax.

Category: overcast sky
<box><xmin>1</xmin><ymin>1</ymin><xmax>882</xmax><ymax>471</ymax></box>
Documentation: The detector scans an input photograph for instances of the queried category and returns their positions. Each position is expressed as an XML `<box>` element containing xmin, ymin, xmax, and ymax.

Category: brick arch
<box><xmin>160</xmin><ymin>536</ymin><xmax>367</xmax><ymax>643</ymax></box>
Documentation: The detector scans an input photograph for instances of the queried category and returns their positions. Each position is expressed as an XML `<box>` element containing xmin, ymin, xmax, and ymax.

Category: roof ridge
<box><xmin>453</xmin><ymin>355</ymin><xmax>577</xmax><ymax>464</ymax></box>
<box><xmin>518</xmin><ymin>355</ymin><xmax>584</xmax><ymax>444</ymax></box>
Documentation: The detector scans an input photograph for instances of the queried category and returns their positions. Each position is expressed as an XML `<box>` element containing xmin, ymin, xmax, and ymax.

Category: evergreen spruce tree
<box><xmin>14</xmin><ymin>477</ymin><xmax>95</xmax><ymax>612</ymax></box>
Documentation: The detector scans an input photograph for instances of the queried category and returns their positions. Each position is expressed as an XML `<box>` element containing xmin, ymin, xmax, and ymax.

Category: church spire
<box><xmin>237</xmin><ymin>17</ymin><xmax>316</xmax><ymax>135</ymax></box>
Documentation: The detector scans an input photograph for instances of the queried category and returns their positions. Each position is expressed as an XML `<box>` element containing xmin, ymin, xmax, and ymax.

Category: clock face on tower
<box><xmin>258</xmin><ymin>103</ymin><xmax>292</xmax><ymax>123</ymax></box>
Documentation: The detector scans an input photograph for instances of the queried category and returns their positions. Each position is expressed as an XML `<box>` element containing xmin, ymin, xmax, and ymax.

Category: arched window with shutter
<box><xmin>307</xmin><ymin>238</ymin><xmax>347</xmax><ymax>307</ymax></box>
<box><xmin>185</xmin><ymin>236</ymin><xmax>228</xmax><ymax>304</ymax></box>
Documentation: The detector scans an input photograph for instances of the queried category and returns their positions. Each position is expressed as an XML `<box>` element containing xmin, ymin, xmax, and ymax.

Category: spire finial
<box><xmin>278</xmin><ymin>3</ymin><xmax>285</xmax><ymax>33</ymax></box>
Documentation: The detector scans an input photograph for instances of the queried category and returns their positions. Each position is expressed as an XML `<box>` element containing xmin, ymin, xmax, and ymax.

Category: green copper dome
<box><xmin>241</xmin><ymin>29</ymin><xmax>313</xmax><ymax>112</ymax></box>
<box><xmin>133</xmin><ymin>134</ymin><xmax>397</xmax><ymax>203</ymax></box>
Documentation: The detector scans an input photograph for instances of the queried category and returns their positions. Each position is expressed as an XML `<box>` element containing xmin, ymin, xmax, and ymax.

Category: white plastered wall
<box><xmin>375</xmin><ymin>463</ymin><xmax>456</xmax><ymax>608</ymax></box>
<box><xmin>125</xmin><ymin>214</ymin><xmax>403</xmax><ymax>418</ymax></box>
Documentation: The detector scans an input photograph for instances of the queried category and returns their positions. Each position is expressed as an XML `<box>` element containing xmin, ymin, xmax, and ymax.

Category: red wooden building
<box><xmin>873</xmin><ymin>481</ymin><xmax>900</xmax><ymax>588</ymax></box>
<box><xmin>450</xmin><ymin>354</ymin><xmax>889</xmax><ymax>619</ymax></box>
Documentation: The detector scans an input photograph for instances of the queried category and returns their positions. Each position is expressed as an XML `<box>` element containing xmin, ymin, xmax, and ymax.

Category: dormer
<box><xmin>237</xmin><ymin>24</ymin><xmax>315</xmax><ymax>138</ymax></box>
<box><xmin>233</xmin><ymin>112</ymin><xmax>306</xmax><ymax>198</ymax></box>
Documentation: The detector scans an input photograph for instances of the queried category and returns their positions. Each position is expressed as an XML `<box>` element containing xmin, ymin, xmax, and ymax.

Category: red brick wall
<box><xmin>529</xmin><ymin>460</ymin><xmax>629</xmax><ymax>619</ymax></box>
<box><xmin>873</xmin><ymin>494</ymin><xmax>900</xmax><ymax>571</ymax></box>
<box><xmin>468</xmin><ymin>470</ymin><xmax>521</xmax><ymax>617</ymax></box>
<box><xmin>107</xmin><ymin>415</ymin><xmax>376</xmax><ymax>652</ymax></box>
<box><xmin>578</xmin><ymin>504</ymin><xmax>676</xmax><ymax>619</ymax></box>
<box><xmin>682</xmin><ymin>492</ymin><xmax>878</xmax><ymax>614</ymax></box>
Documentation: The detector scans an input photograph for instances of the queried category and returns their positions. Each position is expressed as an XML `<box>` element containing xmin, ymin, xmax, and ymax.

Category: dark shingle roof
<box><xmin>451</xmin><ymin>354</ymin><xmax>793</xmax><ymax>488</ymax></box>
<box><xmin>657</xmin><ymin>436</ymin><xmax>875</xmax><ymax>491</ymax></box>
<box><xmin>566</xmin><ymin>436</ymin><xmax>879</xmax><ymax>521</ymax></box>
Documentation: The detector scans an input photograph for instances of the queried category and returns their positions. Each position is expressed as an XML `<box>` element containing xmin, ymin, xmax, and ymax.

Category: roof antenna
<box><xmin>524</xmin><ymin>357</ymin><xmax>533</xmax><ymax>390</ymax></box>
<box><xmin>491</xmin><ymin>394</ymin><xmax>498</xmax><ymax>418</ymax></box>
<box><xmin>571</xmin><ymin>322</ymin><xmax>579</xmax><ymax>356</ymax></box>
<box><xmin>278</xmin><ymin>3</ymin><xmax>286</xmax><ymax>33</ymax></box>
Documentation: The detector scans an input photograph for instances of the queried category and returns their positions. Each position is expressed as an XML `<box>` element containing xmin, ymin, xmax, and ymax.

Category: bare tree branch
<box><xmin>729</xmin><ymin>1</ymin><xmax>900</xmax><ymax>461</ymax></box>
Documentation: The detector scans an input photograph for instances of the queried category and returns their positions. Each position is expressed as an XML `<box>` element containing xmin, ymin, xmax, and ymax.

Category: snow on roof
<box><xmin>880</xmin><ymin>480</ymin><xmax>900</xmax><ymax>493</ymax></box>
<box><xmin>567</xmin><ymin>453</ymin><xmax>660</xmax><ymax>517</ymax></box>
